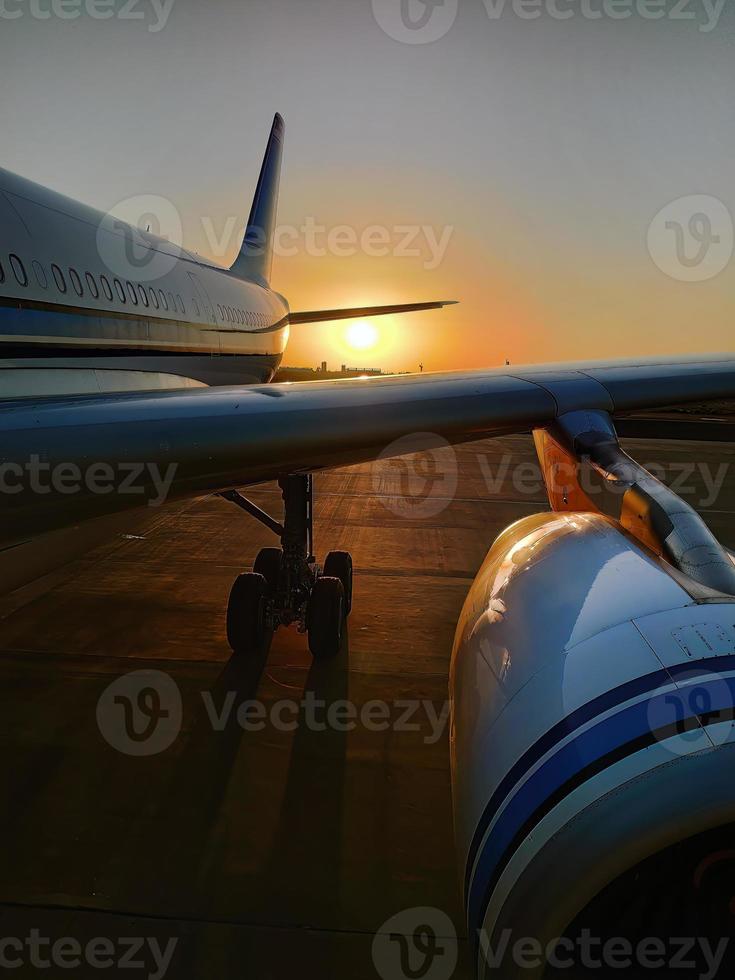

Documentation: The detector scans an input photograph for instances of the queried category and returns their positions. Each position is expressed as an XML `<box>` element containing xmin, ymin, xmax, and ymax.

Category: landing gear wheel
<box><xmin>254</xmin><ymin>547</ymin><xmax>283</xmax><ymax>594</ymax></box>
<box><xmin>227</xmin><ymin>572</ymin><xmax>268</xmax><ymax>655</ymax></box>
<box><xmin>307</xmin><ymin>577</ymin><xmax>345</xmax><ymax>661</ymax></box>
<box><xmin>323</xmin><ymin>551</ymin><xmax>353</xmax><ymax>614</ymax></box>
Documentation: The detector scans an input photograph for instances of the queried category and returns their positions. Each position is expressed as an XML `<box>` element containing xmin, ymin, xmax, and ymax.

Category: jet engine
<box><xmin>450</xmin><ymin>411</ymin><xmax>735</xmax><ymax>978</ymax></box>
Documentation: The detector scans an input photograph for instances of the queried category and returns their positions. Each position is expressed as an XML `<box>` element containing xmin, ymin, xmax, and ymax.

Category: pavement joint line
<box><xmin>0</xmin><ymin>900</ymin><xmax>470</xmax><ymax>940</ymax></box>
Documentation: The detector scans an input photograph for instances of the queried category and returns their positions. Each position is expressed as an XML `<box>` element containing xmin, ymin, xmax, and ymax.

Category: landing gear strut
<box><xmin>223</xmin><ymin>475</ymin><xmax>353</xmax><ymax>660</ymax></box>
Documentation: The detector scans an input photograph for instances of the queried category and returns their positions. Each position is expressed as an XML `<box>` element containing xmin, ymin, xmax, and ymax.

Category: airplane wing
<box><xmin>288</xmin><ymin>300</ymin><xmax>457</xmax><ymax>324</ymax></box>
<box><xmin>1</xmin><ymin>353</ymin><xmax>734</xmax><ymax>548</ymax></box>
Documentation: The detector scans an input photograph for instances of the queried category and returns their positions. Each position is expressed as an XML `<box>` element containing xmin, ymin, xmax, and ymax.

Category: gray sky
<box><xmin>2</xmin><ymin>0</ymin><xmax>734</xmax><ymax>369</ymax></box>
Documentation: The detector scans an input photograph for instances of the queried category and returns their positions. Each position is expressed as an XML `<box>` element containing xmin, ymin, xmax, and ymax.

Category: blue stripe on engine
<box><xmin>467</xmin><ymin>670</ymin><xmax>735</xmax><ymax>941</ymax></box>
<box><xmin>463</xmin><ymin>653</ymin><xmax>735</xmax><ymax>905</ymax></box>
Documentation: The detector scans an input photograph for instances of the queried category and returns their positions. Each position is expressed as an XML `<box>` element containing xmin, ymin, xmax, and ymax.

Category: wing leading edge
<box><xmin>1</xmin><ymin>353</ymin><xmax>734</xmax><ymax>548</ymax></box>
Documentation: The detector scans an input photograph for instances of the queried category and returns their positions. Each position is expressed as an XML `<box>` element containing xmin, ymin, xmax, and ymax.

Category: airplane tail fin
<box><xmin>230</xmin><ymin>113</ymin><xmax>284</xmax><ymax>286</ymax></box>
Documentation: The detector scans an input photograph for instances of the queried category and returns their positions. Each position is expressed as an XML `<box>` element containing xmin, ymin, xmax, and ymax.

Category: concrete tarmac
<box><xmin>0</xmin><ymin>434</ymin><xmax>733</xmax><ymax>979</ymax></box>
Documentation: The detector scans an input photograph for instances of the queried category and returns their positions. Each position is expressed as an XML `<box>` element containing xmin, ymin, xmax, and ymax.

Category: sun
<box><xmin>345</xmin><ymin>320</ymin><xmax>379</xmax><ymax>352</ymax></box>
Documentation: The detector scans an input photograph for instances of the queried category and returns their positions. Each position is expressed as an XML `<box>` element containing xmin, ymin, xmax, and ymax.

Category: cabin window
<box><xmin>176</xmin><ymin>294</ymin><xmax>185</xmax><ymax>314</ymax></box>
<box><xmin>9</xmin><ymin>255</ymin><xmax>28</xmax><ymax>287</ymax></box>
<box><xmin>52</xmin><ymin>264</ymin><xmax>67</xmax><ymax>293</ymax></box>
<box><xmin>100</xmin><ymin>275</ymin><xmax>114</xmax><ymax>301</ymax></box>
<box><xmin>85</xmin><ymin>273</ymin><xmax>99</xmax><ymax>299</ymax></box>
<box><xmin>0</xmin><ymin>260</ymin><xmax>4</xmax><ymax>284</ymax></box>
<box><xmin>32</xmin><ymin>261</ymin><xmax>48</xmax><ymax>289</ymax></box>
<box><xmin>192</xmin><ymin>297</ymin><xmax>200</xmax><ymax>317</ymax></box>
<box><xmin>114</xmin><ymin>278</ymin><xmax>126</xmax><ymax>303</ymax></box>
<box><xmin>159</xmin><ymin>290</ymin><xmax>168</xmax><ymax>310</ymax></box>
<box><xmin>69</xmin><ymin>268</ymin><xmax>83</xmax><ymax>297</ymax></box>
<box><xmin>138</xmin><ymin>284</ymin><xmax>149</xmax><ymax>307</ymax></box>
<box><xmin>168</xmin><ymin>292</ymin><xmax>176</xmax><ymax>312</ymax></box>
<box><xmin>149</xmin><ymin>288</ymin><xmax>159</xmax><ymax>309</ymax></box>
<box><xmin>127</xmin><ymin>282</ymin><xmax>138</xmax><ymax>305</ymax></box>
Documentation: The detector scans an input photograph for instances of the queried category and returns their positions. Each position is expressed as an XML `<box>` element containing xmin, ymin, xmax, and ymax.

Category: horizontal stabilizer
<box><xmin>289</xmin><ymin>300</ymin><xmax>457</xmax><ymax>325</ymax></box>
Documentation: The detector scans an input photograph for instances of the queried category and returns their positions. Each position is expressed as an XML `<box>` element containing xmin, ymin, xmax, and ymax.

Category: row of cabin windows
<box><xmin>1</xmin><ymin>254</ymin><xmax>270</xmax><ymax>329</ymax></box>
<box><xmin>217</xmin><ymin>303</ymin><xmax>271</xmax><ymax>328</ymax></box>
<box><xmin>0</xmin><ymin>254</ymin><xmax>188</xmax><ymax>318</ymax></box>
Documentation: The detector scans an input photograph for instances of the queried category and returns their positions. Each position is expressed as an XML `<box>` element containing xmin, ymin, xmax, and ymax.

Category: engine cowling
<box><xmin>451</xmin><ymin>510</ymin><xmax>735</xmax><ymax>978</ymax></box>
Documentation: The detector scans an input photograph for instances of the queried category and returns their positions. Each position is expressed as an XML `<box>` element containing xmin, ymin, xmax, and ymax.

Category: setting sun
<box><xmin>345</xmin><ymin>320</ymin><xmax>379</xmax><ymax>352</ymax></box>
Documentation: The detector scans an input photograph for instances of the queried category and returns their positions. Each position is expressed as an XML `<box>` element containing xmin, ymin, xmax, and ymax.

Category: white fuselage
<box><xmin>0</xmin><ymin>167</ymin><xmax>290</xmax><ymax>396</ymax></box>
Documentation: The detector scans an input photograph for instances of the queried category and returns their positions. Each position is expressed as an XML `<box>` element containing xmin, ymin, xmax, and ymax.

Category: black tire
<box><xmin>323</xmin><ymin>551</ymin><xmax>353</xmax><ymax>615</ymax></box>
<box><xmin>227</xmin><ymin>572</ymin><xmax>268</xmax><ymax>655</ymax></box>
<box><xmin>307</xmin><ymin>576</ymin><xmax>345</xmax><ymax>661</ymax></box>
<box><xmin>254</xmin><ymin>547</ymin><xmax>282</xmax><ymax>593</ymax></box>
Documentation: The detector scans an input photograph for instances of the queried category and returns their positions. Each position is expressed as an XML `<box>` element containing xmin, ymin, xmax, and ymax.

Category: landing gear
<box><xmin>223</xmin><ymin>475</ymin><xmax>353</xmax><ymax>660</ymax></box>
<box><xmin>307</xmin><ymin>576</ymin><xmax>345</xmax><ymax>660</ymax></box>
<box><xmin>253</xmin><ymin>547</ymin><xmax>282</xmax><ymax>592</ymax></box>
<box><xmin>323</xmin><ymin>551</ymin><xmax>353</xmax><ymax>614</ymax></box>
<box><xmin>226</xmin><ymin>572</ymin><xmax>268</xmax><ymax>654</ymax></box>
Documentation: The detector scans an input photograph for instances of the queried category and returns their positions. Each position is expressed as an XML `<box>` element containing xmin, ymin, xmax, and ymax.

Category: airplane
<box><xmin>2</xmin><ymin>114</ymin><xmax>735</xmax><ymax>976</ymax></box>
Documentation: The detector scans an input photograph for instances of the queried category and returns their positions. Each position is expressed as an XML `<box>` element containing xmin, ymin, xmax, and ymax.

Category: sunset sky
<box><xmin>2</xmin><ymin>0</ymin><xmax>734</xmax><ymax>371</ymax></box>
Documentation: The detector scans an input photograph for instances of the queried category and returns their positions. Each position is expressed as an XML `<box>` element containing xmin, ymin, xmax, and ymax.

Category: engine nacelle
<box><xmin>451</xmin><ymin>511</ymin><xmax>735</xmax><ymax>978</ymax></box>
